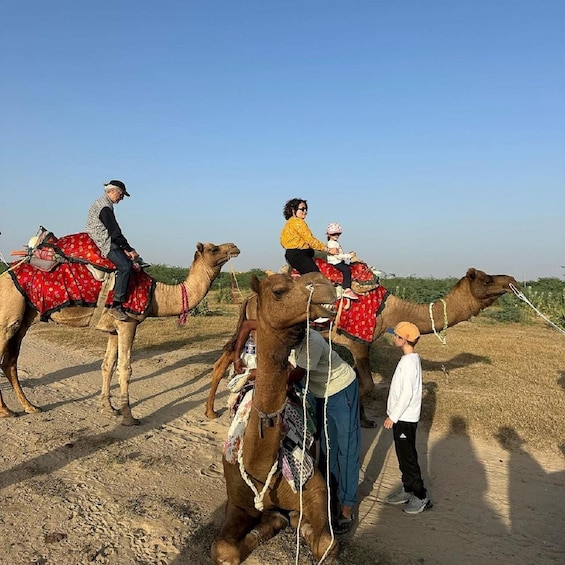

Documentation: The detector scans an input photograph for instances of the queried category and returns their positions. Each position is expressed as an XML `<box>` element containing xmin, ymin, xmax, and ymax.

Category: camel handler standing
<box><xmin>86</xmin><ymin>180</ymin><xmax>141</xmax><ymax>322</ymax></box>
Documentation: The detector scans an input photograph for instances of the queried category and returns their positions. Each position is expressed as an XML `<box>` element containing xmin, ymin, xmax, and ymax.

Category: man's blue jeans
<box><xmin>107</xmin><ymin>243</ymin><xmax>132</xmax><ymax>304</ymax></box>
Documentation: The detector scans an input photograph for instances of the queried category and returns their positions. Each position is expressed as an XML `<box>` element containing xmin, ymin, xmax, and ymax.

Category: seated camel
<box><xmin>206</xmin><ymin>267</ymin><xmax>519</xmax><ymax>426</ymax></box>
<box><xmin>211</xmin><ymin>272</ymin><xmax>339</xmax><ymax>565</ymax></box>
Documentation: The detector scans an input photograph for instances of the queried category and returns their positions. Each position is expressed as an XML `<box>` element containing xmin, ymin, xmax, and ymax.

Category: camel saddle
<box><xmin>8</xmin><ymin>229</ymin><xmax>155</xmax><ymax>321</ymax></box>
<box><xmin>290</xmin><ymin>259</ymin><xmax>389</xmax><ymax>344</ymax></box>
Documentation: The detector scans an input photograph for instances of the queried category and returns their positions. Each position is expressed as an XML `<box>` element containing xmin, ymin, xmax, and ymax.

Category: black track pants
<box><xmin>393</xmin><ymin>420</ymin><xmax>427</xmax><ymax>499</ymax></box>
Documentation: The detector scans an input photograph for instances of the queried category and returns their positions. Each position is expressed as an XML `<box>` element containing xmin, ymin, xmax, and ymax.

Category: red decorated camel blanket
<box><xmin>9</xmin><ymin>232</ymin><xmax>155</xmax><ymax>321</ymax></box>
<box><xmin>293</xmin><ymin>259</ymin><xmax>389</xmax><ymax>344</ymax></box>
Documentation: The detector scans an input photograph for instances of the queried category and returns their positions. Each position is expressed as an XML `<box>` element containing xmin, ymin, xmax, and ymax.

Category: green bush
<box><xmin>519</xmin><ymin>279</ymin><xmax>565</xmax><ymax>328</ymax></box>
<box><xmin>190</xmin><ymin>298</ymin><xmax>210</xmax><ymax>317</ymax></box>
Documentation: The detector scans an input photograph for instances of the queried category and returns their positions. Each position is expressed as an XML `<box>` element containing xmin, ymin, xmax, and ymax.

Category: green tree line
<box><xmin>1</xmin><ymin>261</ymin><xmax>563</xmax><ymax>327</ymax></box>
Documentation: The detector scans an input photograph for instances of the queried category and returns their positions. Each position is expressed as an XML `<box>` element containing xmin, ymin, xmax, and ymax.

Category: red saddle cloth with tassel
<box><xmin>292</xmin><ymin>259</ymin><xmax>389</xmax><ymax>344</ymax></box>
<box><xmin>9</xmin><ymin>232</ymin><xmax>155</xmax><ymax>321</ymax></box>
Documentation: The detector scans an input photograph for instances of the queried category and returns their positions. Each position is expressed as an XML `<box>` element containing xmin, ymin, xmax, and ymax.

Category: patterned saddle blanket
<box><xmin>9</xmin><ymin>232</ymin><xmax>155</xmax><ymax>321</ymax></box>
<box><xmin>223</xmin><ymin>385</ymin><xmax>317</xmax><ymax>493</ymax></box>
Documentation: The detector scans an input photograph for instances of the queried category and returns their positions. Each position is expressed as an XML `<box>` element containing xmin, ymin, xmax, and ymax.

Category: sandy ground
<box><xmin>1</xmin><ymin>331</ymin><xmax>564</xmax><ymax>565</ymax></box>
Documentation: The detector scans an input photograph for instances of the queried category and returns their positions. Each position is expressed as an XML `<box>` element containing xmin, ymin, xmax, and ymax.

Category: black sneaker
<box><xmin>108</xmin><ymin>306</ymin><xmax>131</xmax><ymax>322</ymax></box>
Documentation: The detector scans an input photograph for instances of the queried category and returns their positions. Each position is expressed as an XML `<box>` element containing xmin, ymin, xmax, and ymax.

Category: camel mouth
<box><xmin>318</xmin><ymin>303</ymin><xmax>337</xmax><ymax>317</ymax></box>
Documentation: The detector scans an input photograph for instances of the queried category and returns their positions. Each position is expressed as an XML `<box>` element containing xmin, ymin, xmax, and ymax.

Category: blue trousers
<box><xmin>316</xmin><ymin>379</ymin><xmax>361</xmax><ymax>509</ymax></box>
<box><xmin>107</xmin><ymin>243</ymin><xmax>132</xmax><ymax>304</ymax></box>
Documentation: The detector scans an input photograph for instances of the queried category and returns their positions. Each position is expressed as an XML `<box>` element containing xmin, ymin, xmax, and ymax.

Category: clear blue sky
<box><xmin>1</xmin><ymin>1</ymin><xmax>563</xmax><ymax>281</ymax></box>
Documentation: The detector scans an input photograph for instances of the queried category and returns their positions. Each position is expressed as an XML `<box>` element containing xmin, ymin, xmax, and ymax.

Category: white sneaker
<box><xmin>313</xmin><ymin>317</ymin><xmax>329</xmax><ymax>324</ymax></box>
<box><xmin>403</xmin><ymin>494</ymin><xmax>433</xmax><ymax>514</ymax></box>
<box><xmin>384</xmin><ymin>488</ymin><xmax>411</xmax><ymax>505</ymax></box>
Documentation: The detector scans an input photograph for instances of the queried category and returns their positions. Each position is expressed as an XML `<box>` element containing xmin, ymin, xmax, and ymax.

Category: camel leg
<box><xmin>211</xmin><ymin>500</ymin><xmax>259</xmax><ymax>564</ymax></box>
<box><xmin>4</xmin><ymin>328</ymin><xmax>42</xmax><ymax>414</ymax></box>
<box><xmin>236</xmin><ymin>510</ymin><xmax>289</xmax><ymax>562</ymax></box>
<box><xmin>100</xmin><ymin>333</ymin><xmax>120</xmax><ymax>417</ymax></box>
<box><xmin>0</xmin><ymin>348</ymin><xmax>17</xmax><ymax>418</ymax></box>
<box><xmin>212</xmin><ymin>504</ymin><xmax>289</xmax><ymax>564</ymax></box>
<box><xmin>290</xmin><ymin>495</ymin><xmax>339</xmax><ymax>563</ymax></box>
<box><xmin>205</xmin><ymin>350</ymin><xmax>234</xmax><ymax>419</ymax></box>
<box><xmin>0</xmin><ymin>313</ymin><xmax>41</xmax><ymax>416</ymax></box>
<box><xmin>115</xmin><ymin>321</ymin><xmax>140</xmax><ymax>426</ymax></box>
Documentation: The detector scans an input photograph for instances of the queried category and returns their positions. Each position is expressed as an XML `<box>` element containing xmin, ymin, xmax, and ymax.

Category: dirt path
<box><xmin>1</xmin><ymin>333</ymin><xmax>564</xmax><ymax>564</ymax></box>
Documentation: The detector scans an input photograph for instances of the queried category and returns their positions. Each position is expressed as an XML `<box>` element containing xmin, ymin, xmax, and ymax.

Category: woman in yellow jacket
<box><xmin>280</xmin><ymin>198</ymin><xmax>337</xmax><ymax>274</ymax></box>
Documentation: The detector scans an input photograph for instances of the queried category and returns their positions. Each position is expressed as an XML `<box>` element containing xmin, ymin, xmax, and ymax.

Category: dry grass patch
<box><xmin>29</xmin><ymin>305</ymin><xmax>564</xmax><ymax>454</ymax></box>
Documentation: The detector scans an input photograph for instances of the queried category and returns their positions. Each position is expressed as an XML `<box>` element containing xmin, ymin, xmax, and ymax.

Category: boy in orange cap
<box><xmin>383</xmin><ymin>322</ymin><xmax>432</xmax><ymax>514</ymax></box>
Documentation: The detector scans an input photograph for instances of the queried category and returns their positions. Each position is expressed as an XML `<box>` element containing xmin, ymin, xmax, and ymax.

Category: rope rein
<box><xmin>510</xmin><ymin>283</ymin><xmax>565</xmax><ymax>335</ymax></box>
<box><xmin>0</xmin><ymin>257</ymin><xmax>27</xmax><ymax>279</ymax></box>
<box><xmin>295</xmin><ymin>288</ymin><xmax>314</xmax><ymax>564</ymax></box>
<box><xmin>236</xmin><ymin>432</ymin><xmax>279</xmax><ymax>512</ymax></box>
<box><xmin>294</xmin><ymin>284</ymin><xmax>335</xmax><ymax>564</ymax></box>
<box><xmin>429</xmin><ymin>298</ymin><xmax>448</xmax><ymax>344</ymax></box>
<box><xmin>319</xmin><ymin>320</ymin><xmax>336</xmax><ymax>564</ymax></box>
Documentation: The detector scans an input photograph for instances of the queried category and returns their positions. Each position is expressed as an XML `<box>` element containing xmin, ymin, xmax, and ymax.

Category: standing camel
<box><xmin>211</xmin><ymin>272</ymin><xmax>338</xmax><ymax>564</ymax></box>
<box><xmin>205</xmin><ymin>267</ymin><xmax>518</xmax><ymax>425</ymax></box>
<box><xmin>0</xmin><ymin>241</ymin><xmax>239</xmax><ymax>425</ymax></box>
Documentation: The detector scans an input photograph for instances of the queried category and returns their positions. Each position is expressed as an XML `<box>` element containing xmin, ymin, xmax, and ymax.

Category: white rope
<box><xmin>0</xmin><ymin>250</ymin><xmax>10</xmax><ymax>267</ymax></box>
<box><xmin>429</xmin><ymin>298</ymin><xmax>448</xmax><ymax>345</ymax></box>
<box><xmin>295</xmin><ymin>285</ymin><xmax>335</xmax><ymax>564</ymax></box>
<box><xmin>236</xmin><ymin>425</ymin><xmax>279</xmax><ymax>512</ymax></box>
<box><xmin>510</xmin><ymin>283</ymin><xmax>565</xmax><ymax>335</ymax></box>
<box><xmin>295</xmin><ymin>288</ymin><xmax>313</xmax><ymax>564</ymax></box>
<box><xmin>318</xmin><ymin>323</ymin><xmax>336</xmax><ymax>564</ymax></box>
<box><xmin>0</xmin><ymin>256</ymin><xmax>27</xmax><ymax>278</ymax></box>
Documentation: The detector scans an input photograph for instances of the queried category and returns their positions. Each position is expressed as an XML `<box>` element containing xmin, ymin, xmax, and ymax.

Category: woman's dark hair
<box><xmin>283</xmin><ymin>198</ymin><xmax>307</xmax><ymax>220</ymax></box>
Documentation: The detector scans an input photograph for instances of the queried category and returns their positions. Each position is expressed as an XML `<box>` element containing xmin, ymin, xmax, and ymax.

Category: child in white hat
<box><xmin>326</xmin><ymin>222</ymin><xmax>358</xmax><ymax>300</ymax></box>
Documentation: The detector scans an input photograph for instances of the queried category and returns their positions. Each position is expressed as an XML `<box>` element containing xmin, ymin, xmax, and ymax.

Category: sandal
<box><xmin>333</xmin><ymin>512</ymin><xmax>355</xmax><ymax>535</ymax></box>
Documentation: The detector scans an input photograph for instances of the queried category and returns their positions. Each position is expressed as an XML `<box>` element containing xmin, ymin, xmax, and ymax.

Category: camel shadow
<box><xmin>134</xmin><ymin>331</ymin><xmax>233</xmax><ymax>356</ymax></box>
<box><xmin>8</xmin><ymin>344</ymin><xmax>224</xmax><ymax>416</ymax></box>
<box><xmin>421</xmin><ymin>352</ymin><xmax>492</xmax><ymax>373</ymax></box>
<box><xmin>0</xmin><ymin>363</ymin><xmax>221</xmax><ymax>491</ymax></box>
<box><xmin>368</xmin><ymin>340</ymin><xmax>491</xmax><ymax>381</ymax></box>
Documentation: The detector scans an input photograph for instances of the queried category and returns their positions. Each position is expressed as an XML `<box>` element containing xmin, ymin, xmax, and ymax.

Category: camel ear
<box><xmin>466</xmin><ymin>268</ymin><xmax>477</xmax><ymax>280</ymax></box>
<box><xmin>194</xmin><ymin>242</ymin><xmax>204</xmax><ymax>262</ymax></box>
<box><xmin>250</xmin><ymin>274</ymin><xmax>261</xmax><ymax>293</ymax></box>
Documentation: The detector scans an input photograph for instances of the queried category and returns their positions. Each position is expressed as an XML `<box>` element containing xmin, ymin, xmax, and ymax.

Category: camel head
<box><xmin>250</xmin><ymin>272</ymin><xmax>336</xmax><ymax>331</ymax></box>
<box><xmin>463</xmin><ymin>267</ymin><xmax>519</xmax><ymax>305</ymax></box>
<box><xmin>194</xmin><ymin>242</ymin><xmax>240</xmax><ymax>270</ymax></box>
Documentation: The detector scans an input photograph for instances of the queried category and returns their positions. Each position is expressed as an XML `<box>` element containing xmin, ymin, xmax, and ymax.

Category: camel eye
<box><xmin>272</xmin><ymin>289</ymin><xmax>285</xmax><ymax>299</ymax></box>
